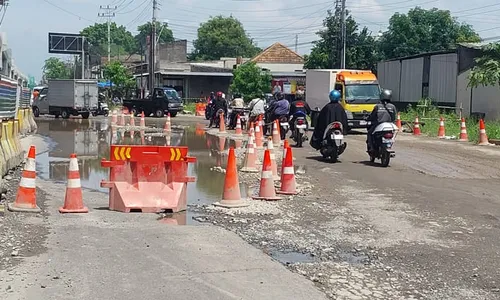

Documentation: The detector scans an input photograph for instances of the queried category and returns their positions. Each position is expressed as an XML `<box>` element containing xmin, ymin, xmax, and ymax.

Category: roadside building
<box><xmin>376</xmin><ymin>42</ymin><xmax>500</xmax><ymax>119</ymax></box>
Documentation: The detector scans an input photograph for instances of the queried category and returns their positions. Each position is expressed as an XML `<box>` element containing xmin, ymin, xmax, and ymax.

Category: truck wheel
<box><xmin>155</xmin><ymin>109</ymin><xmax>165</xmax><ymax>118</ymax></box>
<box><xmin>81</xmin><ymin>112</ymin><xmax>90</xmax><ymax>119</ymax></box>
<box><xmin>170</xmin><ymin>112</ymin><xmax>177</xmax><ymax>117</ymax></box>
<box><xmin>32</xmin><ymin>107</ymin><xmax>40</xmax><ymax>117</ymax></box>
<box><xmin>61</xmin><ymin>110</ymin><xmax>70</xmax><ymax>119</ymax></box>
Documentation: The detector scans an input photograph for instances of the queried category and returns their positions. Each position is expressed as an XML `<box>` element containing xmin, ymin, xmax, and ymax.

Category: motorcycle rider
<box><xmin>229</xmin><ymin>93</ymin><xmax>245</xmax><ymax>128</ymax></box>
<box><xmin>310</xmin><ymin>90</ymin><xmax>348</xmax><ymax>150</ymax></box>
<box><xmin>209</xmin><ymin>91</ymin><xmax>228</xmax><ymax>128</ymax></box>
<box><xmin>247</xmin><ymin>96</ymin><xmax>265</xmax><ymax>128</ymax></box>
<box><xmin>366</xmin><ymin>89</ymin><xmax>397</xmax><ymax>152</ymax></box>
<box><xmin>268</xmin><ymin>92</ymin><xmax>290</xmax><ymax>122</ymax></box>
<box><xmin>289</xmin><ymin>93</ymin><xmax>311</xmax><ymax>138</ymax></box>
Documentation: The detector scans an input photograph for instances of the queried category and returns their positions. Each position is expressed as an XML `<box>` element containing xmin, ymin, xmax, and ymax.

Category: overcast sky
<box><xmin>2</xmin><ymin>0</ymin><xmax>500</xmax><ymax>80</ymax></box>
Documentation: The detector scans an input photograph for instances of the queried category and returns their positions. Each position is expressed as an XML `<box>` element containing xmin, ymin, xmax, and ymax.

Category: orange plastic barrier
<box><xmin>100</xmin><ymin>145</ymin><xmax>196</xmax><ymax>213</ymax></box>
<box><xmin>195</xmin><ymin>103</ymin><xmax>207</xmax><ymax>116</ymax></box>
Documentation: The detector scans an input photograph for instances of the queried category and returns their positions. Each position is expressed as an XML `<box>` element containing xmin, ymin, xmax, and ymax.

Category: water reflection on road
<box><xmin>34</xmin><ymin>117</ymin><xmax>246</xmax><ymax>209</ymax></box>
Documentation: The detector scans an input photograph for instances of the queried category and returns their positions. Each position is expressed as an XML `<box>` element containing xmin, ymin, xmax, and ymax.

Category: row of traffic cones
<box><xmin>410</xmin><ymin>115</ymin><xmax>491</xmax><ymax>145</ymax></box>
<box><xmin>215</xmin><ymin>137</ymin><xmax>297</xmax><ymax>208</ymax></box>
<box><xmin>8</xmin><ymin>146</ymin><xmax>88</xmax><ymax>214</ymax></box>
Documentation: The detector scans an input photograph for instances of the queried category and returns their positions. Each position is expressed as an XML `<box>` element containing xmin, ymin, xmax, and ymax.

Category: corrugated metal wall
<box><xmin>21</xmin><ymin>88</ymin><xmax>31</xmax><ymax>107</ymax></box>
<box><xmin>0</xmin><ymin>76</ymin><xmax>18</xmax><ymax>119</ymax></box>
<box><xmin>400</xmin><ymin>58</ymin><xmax>423</xmax><ymax>102</ymax></box>
<box><xmin>429</xmin><ymin>53</ymin><xmax>458</xmax><ymax>103</ymax></box>
<box><xmin>377</xmin><ymin>61</ymin><xmax>401</xmax><ymax>102</ymax></box>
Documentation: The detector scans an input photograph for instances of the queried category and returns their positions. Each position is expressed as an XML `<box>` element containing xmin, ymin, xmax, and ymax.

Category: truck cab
<box><xmin>124</xmin><ymin>87</ymin><xmax>184</xmax><ymax>118</ymax></box>
<box><xmin>334</xmin><ymin>71</ymin><xmax>380</xmax><ymax>128</ymax></box>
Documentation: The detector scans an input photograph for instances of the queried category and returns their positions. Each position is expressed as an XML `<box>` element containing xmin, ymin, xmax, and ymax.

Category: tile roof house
<box><xmin>251</xmin><ymin>42</ymin><xmax>304</xmax><ymax>73</ymax></box>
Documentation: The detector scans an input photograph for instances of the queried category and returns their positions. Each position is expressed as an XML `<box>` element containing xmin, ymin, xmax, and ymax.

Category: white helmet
<box><xmin>222</xmin><ymin>93</ymin><xmax>226</xmax><ymax>99</ymax></box>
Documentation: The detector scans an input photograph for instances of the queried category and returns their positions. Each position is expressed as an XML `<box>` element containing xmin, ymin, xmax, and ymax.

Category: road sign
<box><xmin>48</xmin><ymin>32</ymin><xmax>87</xmax><ymax>55</ymax></box>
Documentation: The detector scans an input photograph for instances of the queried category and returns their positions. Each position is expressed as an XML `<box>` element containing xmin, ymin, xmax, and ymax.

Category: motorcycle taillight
<box><xmin>297</xmin><ymin>119</ymin><xmax>304</xmax><ymax>125</ymax></box>
<box><xmin>333</xmin><ymin>123</ymin><xmax>341</xmax><ymax>129</ymax></box>
<box><xmin>384</xmin><ymin>133</ymin><xmax>393</xmax><ymax>139</ymax></box>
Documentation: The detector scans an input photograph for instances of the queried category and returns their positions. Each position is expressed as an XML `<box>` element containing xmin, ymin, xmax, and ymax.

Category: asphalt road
<box><xmin>280</xmin><ymin>131</ymin><xmax>500</xmax><ymax>299</ymax></box>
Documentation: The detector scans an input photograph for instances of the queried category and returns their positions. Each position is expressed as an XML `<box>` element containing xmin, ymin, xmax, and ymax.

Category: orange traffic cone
<box><xmin>219</xmin><ymin>112</ymin><xmax>226</xmax><ymax>133</ymax></box>
<box><xmin>278</xmin><ymin>146</ymin><xmax>298</xmax><ymax>195</ymax></box>
<box><xmin>282</xmin><ymin>139</ymin><xmax>290</xmax><ymax>161</ymax></box>
<box><xmin>111</xmin><ymin>110</ymin><xmax>118</xmax><ymax>125</ymax></box>
<box><xmin>478</xmin><ymin>119</ymin><xmax>491</xmax><ymax>146</ymax></box>
<box><xmin>129</xmin><ymin>113</ymin><xmax>135</xmax><ymax>126</ymax></box>
<box><xmin>395</xmin><ymin>112</ymin><xmax>402</xmax><ymax>131</ymax></box>
<box><xmin>218</xmin><ymin>135</ymin><xmax>226</xmax><ymax>152</ymax></box>
<box><xmin>459</xmin><ymin>118</ymin><xmax>468</xmax><ymax>141</ymax></box>
<box><xmin>140</xmin><ymin>111</ymin><xmax>145</xmax><ymax>127</ymax></box>
<box><xmin>8</xmin><ymin>146</ymin><xmax>41</xmax><ymax>213</ymax></box>
<box><xmin>164</xmin><ymin>113</ymin><xmax>172</xmax><ymax>132</ymax></box>
<box><xmin>272</xmin><ymin>120</ymin><xmax>281</xmax><ymax>146</ymax></box>
<box><xmin>437</xmin><ymin>117</ymin><xmax>445</xmax><ymax>139</ymax></box>
<box><xmin>119</xmin><ymin>111</ymin><xmax>125</xmax><ymax>126</ymax></box>
<box><xmin>253</xmin><ymin>150</ymin><xmax>282</xmax><ymax>201</ymax></box>
<box><xmin>214</xmin><ymin>147</ymin><xmax>249</xmax><ymax>208</ymax></box>
<box><xmin>413</xmin><ymin>116</ymin><xmax>421</xmax><ymax>135</ymax></box>
<box><xmin>235</xmin><ymin>115</ymin><xmax>243</xmax><ymax>136</ymax></box>
<box><xmin>241</xmin><ymin>128</ymin><xmax>259</xmax><ymax>173</ymax></box>
<box><xmin>59</xmin><ymin>154</ymin><xmax>88</xmax><ymax>213</ymax></box>
<box><xmin>254</xmin><ymin>122</ymin><xmax>264</xmax><ymax>148</ymax></box>
<box><xmin>267</xmin><ymin>137</ymin><xmax>279</xmax><ymax>180</ymax></box>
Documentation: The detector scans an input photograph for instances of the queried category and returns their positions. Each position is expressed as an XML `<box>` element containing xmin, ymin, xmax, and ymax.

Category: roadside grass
<box><xmin>399</xmin><ymin>100</ymin><xmax>500</xmax><ymax>144</ymax></box>
<box><xmin>184</xmin><ymin>102</ymin><xmax>196</xmax><ymax>113</ymax></box>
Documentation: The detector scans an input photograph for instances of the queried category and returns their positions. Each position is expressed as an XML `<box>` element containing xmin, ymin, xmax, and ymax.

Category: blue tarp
<box><xmin>98</xmin><ymin>81</ymin><xmax>115</xmax><ymax>88</ymax></box>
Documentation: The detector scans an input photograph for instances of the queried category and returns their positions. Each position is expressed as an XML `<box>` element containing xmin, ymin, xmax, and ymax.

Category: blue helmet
<box><xmin>329</xmin><ymin>90</ymin><xmax>341</xmax><ymax>102</ymax></box>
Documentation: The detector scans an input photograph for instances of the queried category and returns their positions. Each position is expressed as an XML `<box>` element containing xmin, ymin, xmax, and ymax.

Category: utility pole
<box><xmin>295</xmin><ymin>34</ymin><xmax>298</xmax><ymax>53</ymax></box>
<box><xmin>98</xmin><ymin>5</ymin><xmax>117</xmax><ymax>63</ymax></box>
<box><xmin>82</xmin><ymin>36</ymin><xmax>85</xmax><ymax>79</ymax></box>
<box><xmin>149</xmin><ymin>0</ymin><xmax>157</xmax><ymax>91</ymax></box>
<box><xmin>340</xmin><ymin>0</ymin><xmax>346</xmax><ymax>69</ymax></box>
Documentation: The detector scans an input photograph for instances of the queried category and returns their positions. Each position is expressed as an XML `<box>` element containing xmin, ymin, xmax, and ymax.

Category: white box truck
<box><xmin>32</xmin><ymin>79</ymin><xmax>98</xmax><ymax>119</ymax></box>
<box><xmin>306</xmin><ymin>69</ymin><xmax>381</xmax><ymax>129</ymax></box>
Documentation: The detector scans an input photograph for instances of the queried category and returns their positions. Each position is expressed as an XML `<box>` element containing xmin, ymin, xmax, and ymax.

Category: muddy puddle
<box><xmin>34</xmin><ymin>117</ymin><xmax>248</xmax><ymax>224</ymax></box>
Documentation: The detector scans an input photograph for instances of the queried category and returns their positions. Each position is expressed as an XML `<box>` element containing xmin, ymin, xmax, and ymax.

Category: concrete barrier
<box><xmin>28</xmin><ymin>108</ymin><xmax>37</xmax><ymax>132</ymax></box>
<box><xmin>23</xmin><ymin>108</ymin><xmax>30</xmax><ymax>134</ymax></box>
<box><xmin>0</xmin><ymin>123</ymin><xmax>6</xmax><ymax>176</ymax></box>
<box><xmin>1</xmin><ymin>121</ymin><xmax>13</xmax><ymax>172</ymax></box>
<box><xmin>14</xmin><ymin>120</ymin><xmax>24</xmax><ymax>159</ymax></box>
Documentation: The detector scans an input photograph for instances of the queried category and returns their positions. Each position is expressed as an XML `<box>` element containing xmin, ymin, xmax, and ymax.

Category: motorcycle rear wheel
<box><xmin>296</xmin><ymin>131</ymin><xmax>303</xmax><ymax>147</ymax></box>
<box><xmin>380</xmin><ymin>151</ymin><xmax>390</xmax><ymax>167</ymax></box>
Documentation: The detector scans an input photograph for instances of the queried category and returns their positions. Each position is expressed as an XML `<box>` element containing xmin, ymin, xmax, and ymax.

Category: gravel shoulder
<box><xmin>194</xmin><ymin>130</ymin><xmax>500</xmax><ymax>300</ymax></box>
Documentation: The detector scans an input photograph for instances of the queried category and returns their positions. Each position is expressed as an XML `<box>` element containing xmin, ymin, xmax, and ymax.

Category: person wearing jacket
<box><xmin>209</xmin><ymin>91</ymin><xmax>228</xmax><ymax>128</ymax></box>
<box><xmin>310</xmin><ymin>90</ymin><xmax>348</xmax><ymax>150</ymax></box>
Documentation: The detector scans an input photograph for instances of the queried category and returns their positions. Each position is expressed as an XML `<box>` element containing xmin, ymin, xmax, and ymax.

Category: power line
<box><xmin>0</xmin><ymin>1</ymin><xmax>8</xmax><ymax>27</ymax></box>
<box><xmin>41</xmin><ymin>0</ymin><xmax>94</xmax><ymax>22</ymax></box>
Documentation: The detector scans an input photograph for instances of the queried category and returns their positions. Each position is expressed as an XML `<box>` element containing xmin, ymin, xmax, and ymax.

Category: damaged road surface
<box><xmin>2</xmin><ymin>116</ymin><xmax>500</xmax><ymax>300</ymax></box>
<box><xmin>193</xmin><ymin>131</ymin><xmax>500</xmax><ymax>300</ymax></box>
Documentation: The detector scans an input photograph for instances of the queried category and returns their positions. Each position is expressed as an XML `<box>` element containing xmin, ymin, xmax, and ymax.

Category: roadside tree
<box><xmin>102</xmin><ymin>60</ymin><xmax>135</xmax><ymax>95</ymax></box>
<box><xmin>468</xmin><ymin>43</ymin><xmax>500</xmax><ymax>88</ymax></box>
<box><xmin>81</xmin><ymin>22</ymin><xmax>136</xmax><ymax>57</ymax></box>
<box><xmin>230</xmin><ymin>62</ymin><xmax>271</xmax><ymax>102</ymax></box>
<box><xmin>42</xmin><ymin>57</ymin><xmax>72</xmax><ymax>80</ymax></box>
<box><xmin>190</xmin><ymin>16</ymin><xmax>261</xmax><ymax>61</ymax></box>
<box><xmin>304</xmin><ymin>9</ymin><xmax>379</xmax><ymax>71</ymax></box>
<box><xmin>379</xmin><ymin>7</ymin><xmax>480</xmax><ymax>60</ymax></box>
<box><xmin>135</xmin><ymin>21</ymin><xmax>174</xmax><ymax>50</ymax></box>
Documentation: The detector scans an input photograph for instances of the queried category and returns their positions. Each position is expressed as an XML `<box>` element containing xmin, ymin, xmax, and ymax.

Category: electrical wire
<box><xmin>116</xmin><ymin>0</ymin><xmax>149</xmax><ymax>15</ymax></box>
<box><xmin>0</xmin><ymin>3</ymin><xmax>7</xmax><ymax>27</ymax></box>
<box><xmin>41</xmin><ymin>0</ymin><xmax>95</xmax><ymax>22</ymax></box>
<box><xmin>125</xmin><ymin>0</ymin><xmax>152</xmax><ymax>28</ymax></box>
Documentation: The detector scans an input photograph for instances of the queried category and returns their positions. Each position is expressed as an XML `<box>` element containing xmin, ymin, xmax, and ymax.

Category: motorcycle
<box><xmin>368</xmin><ymin>122</ymin><xmax>398</xmax><ymax>167</ymax></box>
<box><xmin>278</xmin><ymin>115</ymin><xmax>289</xmax><ymax>140</ymax></box>
<box><xmin>205</xmin><ymin>100</ymin><xmax>213</xmax><ymax>120</ymax></box>
<box><xmin>291</xmin><ymin>111</ymin><xmax>308</xmax><ymax>147</ymax></box>
<box><xmin>212</xmin><ymin>108</ymin><xmax>225</xmax><ymax>128</ymax></box>
<box><xmin>319</xmin><ymin>121</ymin><xmax>347</xmax><ymax>163</ymax></box>
<box><xmin>92</xmin><ymin>99</ymin><xmax>109</xmax><ymax>117</ymax></box>
<box><xmin>229</xmin><ymin>107</ymin><xmax>248</xmax><ymax>131</ymax></box>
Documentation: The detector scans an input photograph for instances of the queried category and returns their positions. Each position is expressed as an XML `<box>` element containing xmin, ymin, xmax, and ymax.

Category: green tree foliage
<box><xmin>230</xmin><ymin>62</ymin><xmax>271</xmax><ymax>102</ymax></box>
<box><xmin>379</xmin><ymin>7</ymin><xmax>480</xmax><ymax>60</ymax></box>
<box><xmin>42</xmin><ymin>57</ymin><xmax>72</xmax><ymax>79</ymax></box>
<box><xmin>80</xmin><ymin>22</ymin><xmax>136</xmax><ymax>56</ymax></box>
<box><xmin>468</xmin><ymin>43</ymin><xmax>500</xmax><ymax>88</ymax></box>
<box><xmin>135</xmin><ymin>21</ymin><xmax>174</xmax><ymax>48</ymax></box>
<box><xmin>102</xmin><ymin>60</ymin><xmax>135</xmax><ymax>89</ymax></box>
<box><xmin>191</xmin><ymin>16</ymin><xmax>261</xmax><ymax>61</ymax></box>
<box><xmin>304</xmin><ymin>9</ymin><xmax>379</xmax><ymax>70</ymax></box>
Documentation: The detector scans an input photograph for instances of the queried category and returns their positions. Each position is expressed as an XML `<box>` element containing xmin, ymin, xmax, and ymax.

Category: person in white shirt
<box><xmin>247</xmin><ymin>97</ymin><xmax>265</xmax><ymax>127</ymax></box>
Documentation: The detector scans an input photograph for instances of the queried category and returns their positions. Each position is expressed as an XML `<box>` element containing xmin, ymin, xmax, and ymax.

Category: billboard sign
<box><xmin>48</xmin><ymin>32</ymin><xmax>87</xmax><ymax>55</ymax></box>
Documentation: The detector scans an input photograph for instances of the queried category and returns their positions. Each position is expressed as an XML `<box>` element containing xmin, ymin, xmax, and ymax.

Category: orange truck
<box><xmin>305</xmin><ymin>69</ymin><xmax>381</xmax><ymax>129</ymax></box>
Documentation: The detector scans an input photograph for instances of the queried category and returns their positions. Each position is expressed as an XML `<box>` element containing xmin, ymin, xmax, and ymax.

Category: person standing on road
<box><xmin>366</xmin><ymin>89</ymin><xmax>397</xmax><ymax>152</ymax></box>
